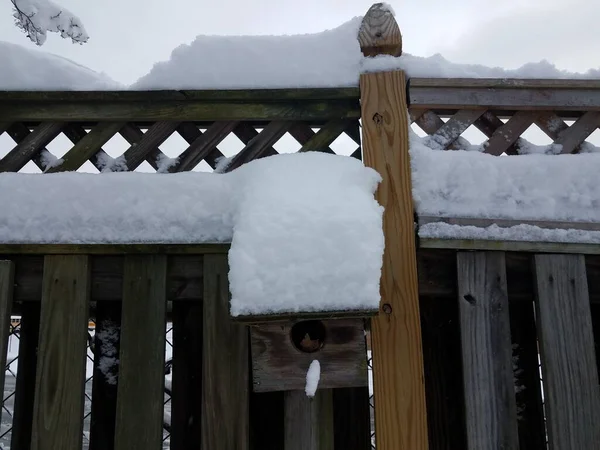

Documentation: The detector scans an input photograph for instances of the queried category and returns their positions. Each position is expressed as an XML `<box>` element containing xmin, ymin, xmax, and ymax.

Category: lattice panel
<box><xmin>410</xmin><ymin>109</ymin><xmax>600</xmax><ymax>155</ymax></box>
<box><xmin>0</xmin><ymin>120</ymin><xmax>362</xmax><ymax>174</ymax></box>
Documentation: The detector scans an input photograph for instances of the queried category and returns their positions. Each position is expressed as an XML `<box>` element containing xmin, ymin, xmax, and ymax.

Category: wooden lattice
<box><xmin>0</xmin><ymin>120</ymin><xmax>361</xmax><ymax>174</ymax></box>
<box><xmin>409</xmin><ymin>108</ymin><xmax>600</xmax><ymax>155</ymax></box>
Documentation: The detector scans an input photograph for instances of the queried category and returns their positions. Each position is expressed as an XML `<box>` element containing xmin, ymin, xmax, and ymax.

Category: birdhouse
<box><xmin>250</xmin><ymin>317</ymin><xmax>370</xmax><ymax>392</ymax></box>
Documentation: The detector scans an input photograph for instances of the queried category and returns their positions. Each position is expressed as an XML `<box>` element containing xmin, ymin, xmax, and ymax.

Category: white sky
<box><xmin>1</xmin><ymin>0</ymin><xmax>597</xmax><ymax>86</ymax></box>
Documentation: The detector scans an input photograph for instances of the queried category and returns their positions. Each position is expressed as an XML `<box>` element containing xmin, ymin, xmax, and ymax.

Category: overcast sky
<box><xmin>1</xmin><ymin>0</ymin><xmax>597</xmax><ymax>85</ymax></box>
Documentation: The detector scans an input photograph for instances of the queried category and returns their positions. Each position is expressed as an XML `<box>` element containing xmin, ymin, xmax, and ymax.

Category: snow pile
<box><xmin>411</xmin><ymin>132</ymin><xmax>600</xmax><ymax>242</ymax></box>
<box><xmin>228</xmin><ymin>153</ymin><xmax>383</xmax><ymax>316</ymax></box>
<box><xmin>305</xmin><ymin>360</ymin><xmax>321</xmax><ymax>397</ymax></box>
<box><xmin>12</xmin><ymin>0</ymin><xmax>88</xmax><ymax>46</ymax></box>
<box><xmin>0</xmin><ymin>153</ymin><xmax>384</xmax><ymax>316</ymax></box>
<box><xmin>133</xmin><ymin>17</ymin><xmax>600</xmax><ymax>90</ymax></box>
<box><xmin>0</xmin><ymin>41</ymin><xmax>121</xmax><ymax>90</ymax></box>
<box><xmin>96</xmin><ymin>321</ymin><xmax>120</xmax><ymax>385</ymax></box>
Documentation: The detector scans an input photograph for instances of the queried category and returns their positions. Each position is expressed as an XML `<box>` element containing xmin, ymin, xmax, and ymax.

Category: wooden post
<box><xmin>359</xmin><ymin>5</ymin><xmax>429</xmax><ymax>450</ymax></box>
<box><xmin>0</xmin><ymin>261</ymin><xmax>14</xmax><ymax>413</ymax></box>
<box><xmin>284</xmin><ymin>390</ymin><xmax>334</xmax><ymax>450</ymax></box>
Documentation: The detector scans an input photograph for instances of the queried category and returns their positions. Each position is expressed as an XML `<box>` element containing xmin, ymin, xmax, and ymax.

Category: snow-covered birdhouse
<box><xmin>250</xmin><ymin>318</ymin><xmax>369</xmax><ymax>392</ymax></box>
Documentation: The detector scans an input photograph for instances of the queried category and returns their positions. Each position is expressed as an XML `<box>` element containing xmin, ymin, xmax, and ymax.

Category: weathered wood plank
<box><xmin>554</xmin><ymin>111</ymin><xmax>600</xmax><ymax>153</ymax></box>
<box><xmin>231</xmin><ymin>122</ymin><xmax>278</xmax><ymax>159</ymax></box>
<box><xmin>534</xmin><ymin>254</ymin><xmax>600</xmax><ymax>449</ymax></box>
<box><xmin>420</xmin><ymin>296</ymin><xmax>467</xmax><ymax>450</ymax></box>
<box><xmin>298</xmin><ymin>120</ymin><xmax>347</xmax><ymax>153</ymax></box>
<box><xmin>0</xmin><ymin>101</ymin><xmax>361</xmax><ymax>122</ymax></box>
<box><xmin>46</xmin><ymin>122</ymin><xmax>125</xmax><ymax>173</ymax></box>
<box><xmin>10</xmin><ymin>302</ymin><xmax>40</xmax><ymax>450</ymax></box>
<box><xmin>225</xmin><ymin>120</ymin><xmax>290</xmax><ymax>171</ymax></box>
<box><xmin>332</xmin><ymin>387</ymin><xmax>371</xmax><ymax>450</ymax></box>
<box><xmin>251</xmin><ymin>319</ymin><xmax>368</xmax><ymax>392</ymax></box>
<box><xmin>535</xmin><ymin>111</ymin><xmax>569</xmax><ymax>140</ymax></box>
<box><xmin>428</xmin><ymin>109</ymin><xmax>485</xmax><ymax>148</ymax></box>
<box><xmin>32</xmin><ymin>255</ymin><xmax>90</xmax><ymax>450</ymax></box>
<box><xmin>114</xmin><ymin>255</ymin><xmax>167</xmax><ymax>450</ymax></box>
<box><xmin>288</xmin><ymin>122</ymin><xmax>335</xmax><ymax>154</ymax></box>
<box><xmin>118</xmin><ymin>123</ymin><xmax>170</xmax><ymax>170</ymax></box>
<box><xmin>3</xmin><ymin>122</ymin><xmax>49</xmax><ymax>171</ymax></box>
<box><xmin>175</xmin><ymin>122</ymin><xmax>225</xmax><ymax>169</ymax></box>
<box><xmin>89</xmin><ymin>302</ymin><xmax>121</xmax><ymax>450</ymax></box>
<box><xmin>484</xmin><ymin>111</ymin><xmax>536</xmax><ymax>155</ymax></box>
<box><xmin>409</xmin><ymin>78</ymin><xmax>600</xmax><ymax>110</ymax></box>
<box><xmin>60</xmin><ymin>123</ymin><xmax>112</xmax><ymax>171</ymax></box>
<box><xmin>201</xmin><ymin>254</ymin><xmax>249</xmax><ymax>449</ymax></box>
<box><xmin>171</xmin><ymin>121</ymin><xmax>238</xmax><ymax>172</ymax></box>
<box><xmin>284</xmin><ymin>389</ymin><xmax>334</xmax><ymax>450</ymax></box>
<box><xmin>508</xmin><ymin>300</ymin><xmax>546</xmax><ymax>450</ymax></box>
<box><xmin>457</xmin><ymin>252</ymin><xmax>519</xmax><ymax>450</ymax></box>
<box><xmin>0</xmin><ymin>122</ymin><xmax>63</xmax><ymax>172</ymax></box>
<box><xmin>360</xmin><ymin>69</ymin><xmax>429</xmax><ymax>450</ymax></box>
<box><xmin>121</xmin><ymin>121</ymin><xmax>179</xmax><ymax>171</ymax></box>
<box><xmin>171</xmin><ymin>300</ymin><xmax>203</xmax><ymax>450</ymax></box>
<box><xmin>419</xmin><ymin>237</ymin><xmax>600</xmax><ymax>255</ymax></box>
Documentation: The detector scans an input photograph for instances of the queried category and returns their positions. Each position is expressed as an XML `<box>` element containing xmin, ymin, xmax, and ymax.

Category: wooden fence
<box><xmin>2</xmin><ymin>4</ymin><xmax>600</xmax><ymax>450</ymax></box>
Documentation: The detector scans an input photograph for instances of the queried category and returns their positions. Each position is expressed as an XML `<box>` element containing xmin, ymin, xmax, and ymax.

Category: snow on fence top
<box><xmin>0</xmin><ymin>152</ymin><xmax>384</xmax><ymax>316</ymax></box>
<box><xmin>3</xmin><ymin>3</ymin><xmax>600</xmax><ymax>91</ymax></box>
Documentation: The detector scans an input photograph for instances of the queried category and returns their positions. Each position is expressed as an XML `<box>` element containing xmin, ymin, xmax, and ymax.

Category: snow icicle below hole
<box><xmin>305</xmin><ymin>360</ymin><xmax>321</xmax><ymax>397</ymax></box>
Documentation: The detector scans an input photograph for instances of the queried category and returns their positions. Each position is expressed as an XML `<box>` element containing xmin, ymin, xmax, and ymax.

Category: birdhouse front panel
<box><xmin>250</xmin><ymin>318</ymin><xmax>368</xmax><ymax>393</ymax></box>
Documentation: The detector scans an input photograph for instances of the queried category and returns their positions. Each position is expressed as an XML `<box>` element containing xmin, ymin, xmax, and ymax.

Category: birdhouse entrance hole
<box><xmin>290</xmin><ymin>320</ymin><xmax>326</xmax><ymax>353</ymax></box>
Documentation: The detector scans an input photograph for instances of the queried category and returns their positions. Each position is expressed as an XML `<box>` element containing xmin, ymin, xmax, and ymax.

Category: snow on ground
<box><xmin>0</xmin><ymin>41</ymin><xmax>121</xmax><ymax>90</ymax></box>
<box><xmin>0</xmin><ymin>152</ymin><xmax>384</xmax><ymax>316</ymax></box>
<box><xmin>411</xmin><ymin>131</ymin><xmax>600</xmax><ymax>243</ymax></box>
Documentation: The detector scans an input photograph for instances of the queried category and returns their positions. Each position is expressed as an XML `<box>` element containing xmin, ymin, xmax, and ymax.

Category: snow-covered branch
<box><xmin>11</xmin><ymin>0</ymin><xmax>89</xmax><ymax>46</ymax></box>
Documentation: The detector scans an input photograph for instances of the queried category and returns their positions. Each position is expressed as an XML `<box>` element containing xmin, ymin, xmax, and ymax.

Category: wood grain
<box><xmin>201</xmin><ymin>254</ymin><xmax>249</xmax><ymax>449</ymax></box>
<box><xmin>114</xmin><ymin>255</ymin><xmax>167</xmax><ymax>450</ymax></box>
<box><xmin>251</xmin><ymin>319</ymin><xmax>368</xmax><ymax>392</ymax></box>
<box><xmin>0</xmin><ymin>261</ymin><xmax>14</xmax><ymax>413</ymax></box>
<box><xmin>121</xmin><ymin>121</ymin><xmax>179</xmax><ymax>171</ymax></box>
<box><xmin>420</xmin><ymin>237</ymin><xmax>600</xmax><ymax>255</ymax></box>
<box><xmin>0</xmin><ymin>122</ymin><xmax>63</xmax><ymax>172</ymax></box>
<box><xmin>31</xmin><ymin>255</ymin><xmax>90</xmax><ymax>450</ymax></box>
<box><xmin>284</xmin><ymin>389</ymin><xmax>334</xmax><ymax>450</ymax></box>
<box><xmin>534</xmin><ymin>254</ymin><xmax>600</xmax><ymax>449</ymax></box>
<box><xmin>457</xmin><ymin>252</ymin><xmax>519</xmax><ymax>450</ymax></box>
<box><xmin>360</xmin><ymin>69</ymin><xmax>429</xmax><ymax>450</ymax></box>
<box><xmin>358</xmin><ymin>3</ymin><xmax>402</xmax><ymax>57</ymax></box>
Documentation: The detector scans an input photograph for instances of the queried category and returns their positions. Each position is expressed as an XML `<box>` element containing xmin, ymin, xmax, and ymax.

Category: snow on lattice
<box><xmin>11</xmin><ymin>0</ymin><xmax>88</xmax><ymax>46</ymax></box>
<box><xmin>411</xmin><ymin>130</ymin><xmax>600</xmax><ymax>223</ymax></box>
<box><xmin>0</xmin><ymin>152</ymin><xmax>383</xmax><ymax>315</ymax></box>
<box><xmin>0</xmin><ymin>41</ymin><xmax>120</xmax><ymax>90</ymax></box>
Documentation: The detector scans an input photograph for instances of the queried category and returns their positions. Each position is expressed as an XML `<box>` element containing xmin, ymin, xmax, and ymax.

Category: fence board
<box><xmin>201</xmin><ymin>254</ymin><xmax>249</xmax><ymax>449</ymax></box>
<box><xmin>89</xmin><ymin>302</ymin><xmax>122</xmax><ymax>450</ymax></box>
<box><xmin>333</xmin><ymin>387</ymin><xmax>371</xmax><ymax>450</ymax></box>
<box><xmin>534</xmin><ymin>254</ymin><xmax>600</xmax><ymax>449</ymax></box>
<box><xmin>31</xmin><ymin>255</ymin><xmax>90</xmax><ymax>450</ymax></box>
<box><xmin>171</xmin><ymin>301</ymin><xmax>203</xmax><ymax>450</ymax></box>
<box><xmin>114</xmin><ymin>255</ymin><xmax>167</xmax><ymax>450</ymax></box>
<box><xmin>457</xmin><ymin>252</ymin><xmax>519</xmax><ymax>450</ymax></box>
<box><xmin>10</xmin><ymin>302</ymin><xmax>40</xmax><ymax>450</ymax></box>
<box><xmin>284</xmin><ymin>389</ymin><xmax>334</xmax><ymax>450</ymax></box>
<box><xmin>0</xmin><ymin>261</ymin><xmax>14</xmax><ymax>413</ymax></box>
<box><xmin>0</xmin><ymin>122</ymin><xmax>64</xmax><ymax>172</ymax></box>
<box><xmin>225</xmin><ymin>120</ymin><xmax>290</xmax><ymax>171</ymax></box>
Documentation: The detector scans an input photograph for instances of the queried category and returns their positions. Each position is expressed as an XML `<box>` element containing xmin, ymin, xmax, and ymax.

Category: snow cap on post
<box><xmin>358</xmin><ymin>3</ymin><xmax>402</xmax><ymax>57</ymax></box>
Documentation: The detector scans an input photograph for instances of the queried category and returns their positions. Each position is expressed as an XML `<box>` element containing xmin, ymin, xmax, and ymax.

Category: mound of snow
<box><xmin>0</xmin><ymin>41</ymin><xmax>121</xmax><ymax>90</ymax></box>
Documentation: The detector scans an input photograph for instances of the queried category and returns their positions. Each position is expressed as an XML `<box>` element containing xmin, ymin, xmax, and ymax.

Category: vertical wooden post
<box><xmin>284</xmin><ymin>389</ymin><xmax>334</xmax><ymax>450</ymax></box>
<box><xmin>0</xmin><ymin>260</ymin><xmax>14</xmax><ymax>412</ymax></box>
<box><xmin>359</xmin><ymin>5</ymin><xmax>428</xmax><ymax>450</ymax></box>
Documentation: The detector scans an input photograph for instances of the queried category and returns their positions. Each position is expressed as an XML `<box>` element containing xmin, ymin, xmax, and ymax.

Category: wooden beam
<box><xmin>409</xmin><ymin>78</ymin><xmax>600</xmax><ymax>110</ymax></box>
<box><xmin>533</xmin><ymin>254</ymin><xmax>600</xmax><ymax>449</ymax></box>
<box><xmin>456</xmin><ymin>252</ymin><xmax>519</xmax><ymax>450</ymax></box>
<box><xmin>0</xmin><ymin>261</ymin><xmax>14</xmax><ymax>415</ymax></box>
<box><xmin>201</xmin><ymin>254</ymin><xmax>249</xmax><ymax>449</ymax></box>
<box><xmin>419</xmin><ymin>215</ymin><xmax>600</xmax><ymax>232</ymax></box>
<box><xmin>284</xmin><ymin>390</ymin><xmax>334</xmax><ymax>450</ymax></box>
<box><xmin>114</xmin><ymin>255</ymin><xmax>168</xmax><ymax>450</ymax></box>
<box><xmin>0</xmin><ymin>243</ymin><xmax>230</xmax><ymax>255</ymax></box>
<box><xmin>32</xmin><ymin>255</ymin><xmax>90</xmax><ymax>450</ymax></box>
<box><xmin>419</xmin><ymin>238</ymin><xmax>600</xmax><ymax>255</ymax></box>
<box><xmin>360</xmin><ymin>68</ymin><xmax>429</xmax><ymax>450</ymax></box>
